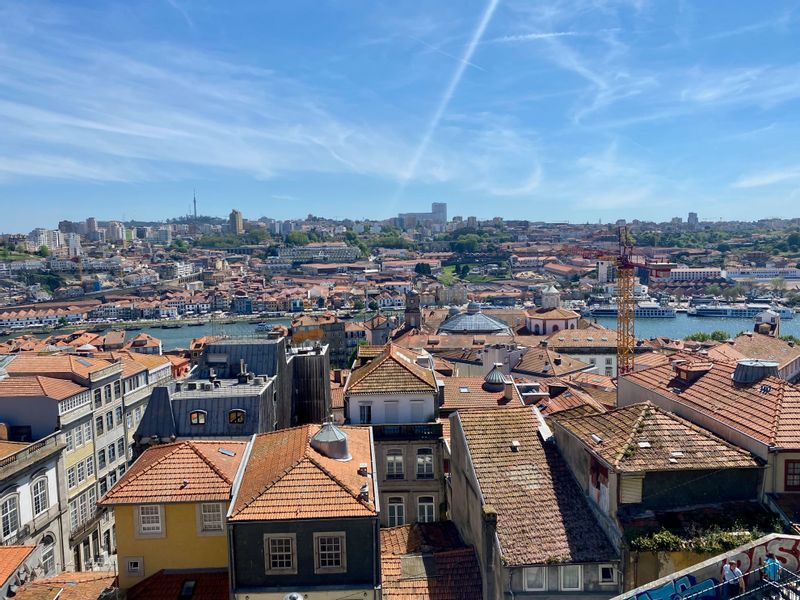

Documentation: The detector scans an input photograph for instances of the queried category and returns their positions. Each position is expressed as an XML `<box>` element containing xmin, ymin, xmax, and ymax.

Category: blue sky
<box><xmin>2</xmin><ymin>0</ymin><xmax>800</xmax><ymax>231</ymax></box>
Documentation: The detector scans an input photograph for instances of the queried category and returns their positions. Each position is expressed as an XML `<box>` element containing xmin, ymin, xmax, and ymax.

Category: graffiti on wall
<box><xmin>625</xmin><ymin>536</ymin><xmax>800</xmax><ymax>600</ymax></box>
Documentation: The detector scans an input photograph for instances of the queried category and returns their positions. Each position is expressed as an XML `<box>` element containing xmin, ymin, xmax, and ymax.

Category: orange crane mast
<box><xmin>616</xmin><ymin>226</ymin><xmax>636</xmax><ymax>376</ymax></box>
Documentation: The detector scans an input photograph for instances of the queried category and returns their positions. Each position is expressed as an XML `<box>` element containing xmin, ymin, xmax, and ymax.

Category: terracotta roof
<box><xmin>126</xmin><ymin>569</ymin><xmax>228</xmax><ymax>600</ymax></box>
<box><xmin>441</xmin><ymin>377</ymin><xmax>521</xmax><ymax>411</ymax></box>
<box><xmin>732</xmin><ymin>333</ymin><xmax>800</xmax><ymax>371</ymax></box>
<box><xmin>356</xmin><ymin>345</ymin><xmax>385</xmax><ymax>359</ymax></box>
<box><xmin>381</xmin><ymin>523</ymin><xmax>482</xmax><ymax>600</ymax></box>
<box><xmin>347</xmin><ymin>344</ymin><xmax>437</xmax><ymax>395</ymax></box>
<box><xmin>0</xmin><ymin>545</ymin><xmax>34</xmax><ymax>585</ymax></box>
<box><xmin>98</xmin><ymin>440</ymin><xmax>246</xmax><ymax>505</ymax></box>
<box><xmin>14</xmin><ymin>572</ymin><xmax>116</xmax><ymax>600</ymax></box>
<box><xmin>632</xmin><ymin>351</ymin><xmax>672</xmax><ymax>370</ymax></box>
<box><xmin>547</xmin><ymin>328</ymin><xmax>616</xmax><ymax>348</ymax></box>
<box><xmin>564</xmin><ymin>372</ymin><xmax>617</xmax><ymax>409</ymax></box>
<box><xmin>706</xmin><ymin>343</ymin><xmax>746</xmax><ymax>363</ymax></box>
<box><xmin>534</xmin><ymin>381</ymin><xmax>606</xmax><ymax>416</ymax></box>
<box><xmin>0</xmin><ymin>441</ymin><xmax>33</xmax><ymax>459</ymax></box>
<box><xmin>527</xmin><ymin>307</ymin><xmax>580</xmax><ymax>320</ymax></box>
<box><xmin>4</xmin><ymin>355</ymin><xmax>114</xmax><ymax>380</ymax></box>
<box><xmin>0</xmin><ymin>375</ymin><xmax>88</xmax><ymax>400</ymax></box>
<box><xmin>557</xmin><ymin>402</ymin><xmax>760</xmax><ymax>472</ymax></box>
<box><xmin>229</xmin><ymin>424</ymin><xmax>376</xmax><ymax>521</ymax></box>
<box><xmin>623</xmin><ymin>360</ymin><xmax>800</xmax><ymax>448</ymax></box>
<box><xmin>512</xmin><ymin>348</ymin><xmax>591</xmax><ymax>377</ymax></box>
<box><xmin>455</xmin><ymin>407</ymin><xmax>617</xmax><ymax>565</ymax></box>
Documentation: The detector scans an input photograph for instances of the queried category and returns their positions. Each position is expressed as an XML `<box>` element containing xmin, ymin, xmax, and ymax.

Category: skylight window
<box><xmin>638</xmin><ymin>441</ymin><xmax>651</xmax><ymax>448</ymax></box>
<box><xmin>459</xmin><ymin>387</ymin><xmax>470</xmax><ymax>393</ymax></box>
<box><xmin>76</xmin><ymin>358</ymin><xmax>92</xmax><ymax>367</ymax></box>
<box><xmin>218</xmin><ymin>448</ymin><xmax>236</xmax><ymax>457</ymax></box>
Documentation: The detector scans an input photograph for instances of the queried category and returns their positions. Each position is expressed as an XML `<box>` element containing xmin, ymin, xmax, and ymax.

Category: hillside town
<box><xmin>1</xmin><ymin>205</ymin><xmax>800</xmax><ymax>599</ymax></box>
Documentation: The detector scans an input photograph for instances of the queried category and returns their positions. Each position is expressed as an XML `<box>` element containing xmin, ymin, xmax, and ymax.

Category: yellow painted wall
<box><xmin>626</xmin><ymin>551</ymin><xmax>716</xmax><ymax>590</ymax></box>
<box><xmin>116</xmin><ymin>503</ymin><xmax>229</xmax><ymax>590</ymax></box>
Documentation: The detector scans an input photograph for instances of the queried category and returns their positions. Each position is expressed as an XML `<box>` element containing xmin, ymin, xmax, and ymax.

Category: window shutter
<box><xmin>619</xmin><ymin>475</ymin><xmax>643</xmax><ymax>504</ymax></box>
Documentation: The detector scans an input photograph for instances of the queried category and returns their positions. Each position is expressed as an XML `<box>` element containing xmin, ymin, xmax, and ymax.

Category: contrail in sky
<box><xmin>393</xmin><ymin>0</ymin><xmax>500</xmax><ymax>203</ymax></box>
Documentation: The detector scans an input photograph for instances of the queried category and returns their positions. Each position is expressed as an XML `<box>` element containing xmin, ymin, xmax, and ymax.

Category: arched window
<box><xmin>569</xmin><ymin>323</ymin><xmax>575</xmax><ymax>329</ymax></box>
<box><xmin>552</xmin><ymin>324</ymin><xmax>560</xmax><ymax>332</ymax></box>
<box><xmin>533</xmin><ymin>324</ymin><xmax>540</xmax><ymax>335</ymax></box>
<box><xmin>228</xmin><ymin>410</ymin><xmax>246</xmax><ymax>425</ymax></box>
<box><xmin>32</xmin><ymin>477</ymin><xmax>49</xmax><ymax>516</ymax></box>
<box><xmin>190</xmin><ymin>410</ymin><xmax>207</xmax><ymax>425</ymax></box>
<box><xmin>40</xmin><ymin>534</ymin><xmax>56</xmax><ymax>575</ymax></box>
<box><xmin>0</xmin><ymin>494</ymin><xmax>19</xmax><ymax>541</ymax></box>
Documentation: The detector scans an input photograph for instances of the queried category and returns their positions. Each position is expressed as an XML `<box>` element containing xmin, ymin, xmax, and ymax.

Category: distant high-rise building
<box><xmin>66</xmin><ymin>233</ymin><xmax>82</xmax><ymax>257</ymax></box>
<box><xmin>688</xmin><ymin>212</ymin><xmax>699</xmax><ymax>229</ymax></box>
<box><xmin>229</xmin><ymin>209</ymin><xmax>244</xmax><ymax>235</ymax></box>
<box><xmin>86</xmin><ymin>217</ymin><xmax>98</xmax><ymax>233</ymax></box>
<box><xmin>107</xmin><ymin>221</ymin><xmax>126</xmax><ymax>242</ymax></box>
<box><xmin>398</xmin><ymin>202</ymin><xmax>448</xmax><ymax>228</ymax></box>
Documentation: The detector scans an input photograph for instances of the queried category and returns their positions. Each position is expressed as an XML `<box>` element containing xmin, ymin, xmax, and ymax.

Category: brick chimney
<box><xmin>503</xmin><ymin>381</ymin><xmax>514</xmax><ymax>401</ymax></box>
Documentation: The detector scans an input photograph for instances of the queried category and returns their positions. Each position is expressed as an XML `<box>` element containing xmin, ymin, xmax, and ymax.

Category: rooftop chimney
<box><xmin>504</xmin><ymin>381</ymin><xmax>514</xmax><ymax>401</ymax></box>
<box><xmin>310</xmin><ymin>422</ymin><xmax>352</xmax><ymax>461</ymax></box>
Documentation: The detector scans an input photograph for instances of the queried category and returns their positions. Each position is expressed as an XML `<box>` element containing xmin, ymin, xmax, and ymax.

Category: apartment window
<box><xmin>265</xmin><ymin>534</ymin><xmax>296</xmax><ymax>574</ymax></box>
<box><xmin>410</xmin><ymin>400</ymin><xmax>425</xmax><ymax>422</ymax></box>
<box><xmin>786</xmin><ymin>460</ymin><xmax>800</xmax><ymax>491</ymax></box>
<box><xmin>417</xmin><ymin>496</ymin><xmax>435</xmax><ymax>523</ymax></box>
<box><xmin>314</xmin><ymin>532</ymin><xmax>346</xmax><ymax>574</ymax></box>
<box><xmin>190</xmin><ymin>410</ymin><xmax>206</xmax><ymax>425</ymax></box>
<box><xmin>114</xmin><ymin>380</ymin><xmax>121</xmax><ymax>398</ymax></box>
<box><xmin>137</xmin><ymin>505</ymin><xmax>163</xmax><ymax>535</ymax></box>
<box><xmin>114</xmin><ymin>407</ymin><xmax>123</xmax><ymax>426</ymax></box>
<box><xmin>93</xmin><ymin>389</ymin><xmax>102</xmax><ymax>408</ymax></box>
<box><xmin>83</xmin><ymin>421</ymin><xmax>92</xmax><ymax>442</ymax></box>
<box><xmin>384</xmin><ymin>401</ymin><xmax>399</xmax><ymax>423</ymax></box>
<box><xmin>117</xmin><ymin>438</ymin><xmax>125</xmax><ymax>457</ymax></box>
<box><xmin>199</xmin><ymin>503</ymin><xmax>224</xmax><ymax>533</ymax></box>
<box><xmin>125</xmin><ymin>557</ymin><xmax>143</xmax><ymax>577</ymax></box>
<box><xmin>605</xmin><ymin>357</ymin><xmax>613</xmax><ymax>365</ymax></box>
<box><xmin>104</xmin><ymin>384</ymin><xmax>112</xmax><ymax>403</ymax></box>
<box><xmin>416</xmin><ymin>448</ymin><xmax>434</xmax><ymax>480</ymax></box>
<box><xmin>108</xmin><ymin>444</ymin><xmax>116</xmax><ymax>463</ymax></box>
<box><xmin>524</xmin><ymin>566</ymin><xmax>547</xmax><ymax>591</ymax></box>
<box><xmin>75</xmin><ymin>426</ymin><xmax>83</xmax><ymax>448</ymax></box>
<box><xmin>386</xmin><ymin>449</ymin><xmax>404</xmax><ymax>480</ymax></box>
<box><xmin>228</xmin><ymin>410</ymin><xmax>246</xmax><ymax>425</ymax></box>
<box><xmin>599</xmin><ymin>564</ymin><xmax>617</xmax><ymax>585</ymax></box>
<box><xmin>387</xmin><ymin>497</ymin><xmax>405</xmax><ymax>527</ymax></box>
<box><xmin>41</xmin><ymin>535</ymin><xmax>56</xmax><ymax>575</ymax></box>
<box><xmin>86</xmin><ymin>457</ymin><xmax>94</xmax><ymax>477</ymax></box>
<box><xmin>105</xmin><ymin>412</ymin><xmax>114</xmax><ymax>430</ymax></box>
<box><xmin>0</xmin><ymin>495</ymin><xmax>19</xmax><ymax>540</ymax></box>
<box><xmin>68</xmin><ymin>466</ymin><xmax>76</xmax><ymax>488</ymax></box>
<box><xmin>135</xmin><ymin>407</ymin><xmax>142</xmax><ymax>422</ymax></box>
<box><xmin>32</xmin><ymin>478</ymin><xmax>49</xmax><ymax>516</ymax></box>
<box><xmin>98</xmin><ymin>449</ymin><xmax>106</xmax><ymax>469</ymax></box>
<box><xmin>560</xmin><ymin>565</ymin><xmax>583</xmax><ymax>591</ymax></box>
<box><xmin>99</xmin><ymin>479</ymin><xmax>108</xmax><ymax>497</ymax></box>
<box><xmin>119</xmin><ymin>464</ymin><xmax>126</xmax><ymax>477</ymax></box>
<box><xmin>126</xmin><ymin>413</ymin><xmax>133</xmax><ymax>430</ymax></box>
<box><xmin>76</xmin><ymin>461</ymin><xmax>86</xmax><ymax>483</ymax></box>
<box><xmin>95</xmin><ymin>415</ymin><xmax>104</xmax><ymax>436</ymax></box>
<box><xmin>65</xmin><ymin>430</ymin><xmax>74</xmax><ymax>452</ymax></box>
<box><xmin>359</xmin><ymin>404</ymin><xmax>372</xmax><ymax>424</ymax></box>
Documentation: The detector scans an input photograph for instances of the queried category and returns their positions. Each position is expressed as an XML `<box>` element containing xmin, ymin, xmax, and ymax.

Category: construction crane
<box><xmin>616</xmin><ymin>225</ymin><xmax>636</xmax><ymax>376</ymax></box>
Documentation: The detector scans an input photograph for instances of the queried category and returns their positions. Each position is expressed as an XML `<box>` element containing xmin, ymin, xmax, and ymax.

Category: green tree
<box><xmin>37</xmin><ymin>245</ymin><xmax>50</xmax><ymax>258</ymax></box>
<box><xmin>368</xmin><ymin>300</ymin><xmax>379</xmax><ymax>311</ymax></box>
<box><xmin>685</xmin><ymin>330</ymin><xmax>730</xmax><ymax>342</ymax></box>
<box><xmin>460</xmin><ymin>264</ymin><xmax>471</xmax><ymax>278</ymax></box>
<box><xmin>352</xmin><ymin>299</ymin><xmax>365</xmax><ymax>310</ymax></box>
<box><xmin>771</xmin><ymin>277</ymin><xmax>787</xmax><ymax>292</ymax></box>
<box><xmin>780</xmin><ymin>335</ymin><xmax>800</xmax><ymax>345</ymax></box>
<box><xmin>285</xmin><ymin>231</ymin><xmax>309</xmax><ymax>246</ymax></box>
<box><xmin>453</xmin><ymin>234</ymin><xmax>481</xmax><ymax>253</ymax></box>
<box><xmin>414</xmin><ymin>262</ymin><xmax>432</xmax><ymax>276</ymax></box>
<box><xmin>788</xmin><ymin>232</ymin><xmax>800</xmax><ymax>250</ymax></box>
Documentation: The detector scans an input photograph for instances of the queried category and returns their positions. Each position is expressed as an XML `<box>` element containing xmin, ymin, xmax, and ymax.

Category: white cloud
<box><xmin>732</xmin><ymin>168</ymin><xmax>800</xmax><ymax>189</ymax></box>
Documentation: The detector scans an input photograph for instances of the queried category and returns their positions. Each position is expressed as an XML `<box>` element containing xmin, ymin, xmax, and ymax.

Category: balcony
<box><xmin>371</xmin><ymin>423</ymin><xmax>443</xmax><ymax>441</ymax></box>
<box><xmin>0</xmin><ymin>433</ymin><xmax>62</xmax><ymax>478</ymax></box>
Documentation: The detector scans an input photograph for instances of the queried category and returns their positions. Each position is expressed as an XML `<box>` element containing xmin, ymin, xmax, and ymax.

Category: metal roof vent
<box><xmin>467</xmin><ymin>301</ymin><xmax>481</xmax><ymax>314</ymax></box>
<box><xmin>483</xmin><ymin>363</ymin><xmax>505</xmax><ymax>392</ymax></box>
<box><xmin>510</xmin><ymin>440</ymin><xmax>521</xmax><ymax>452</ymax></box>
<box><xmin>310</xmin><ymin>421</ymin><xmax>352</xmax><ymax>461</ymax></box>
<box><xmin>732</xmin><ymin>359</ymin><xmax>779</xmax><ymax>385</ymax></box>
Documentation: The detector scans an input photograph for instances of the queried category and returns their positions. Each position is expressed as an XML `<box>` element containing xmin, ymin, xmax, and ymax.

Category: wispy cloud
<box><xmin>409</xmin><ymin>36</ymin><xmax>485</xmax><ymax>71</ymax></box>
<box><xmin>732</xmin><ymin>168</ymin><xmax>800</xmax><ymax>189</ymax></box>
<box><xmin>489</xmin><ymin>31</ymin><xmax>577</xmax><ymax>43</ymax></box>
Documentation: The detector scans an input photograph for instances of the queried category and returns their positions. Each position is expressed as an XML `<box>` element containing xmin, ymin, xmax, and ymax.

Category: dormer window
<box><xmin>228</xmin><ymin>409</ymin><xmax>246</xmax><ymax>425</ymax></box>
<box><xmin>190</xmin><ymin>410</ymin><xmax>207</xmax><ymax>425</ymax></box>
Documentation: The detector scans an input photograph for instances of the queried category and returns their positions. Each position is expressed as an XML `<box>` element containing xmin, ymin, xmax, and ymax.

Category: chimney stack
<box><xmin>504</xmin><ymin>381</ymin><xmax>514</xmax><ymax>401</ymax></box>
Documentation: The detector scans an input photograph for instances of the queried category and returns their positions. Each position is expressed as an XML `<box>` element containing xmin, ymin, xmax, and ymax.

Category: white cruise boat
<box><xmin>687</xmin><ymin>303</ymin><xmax>794</xmax><ymax>319</ymax></box>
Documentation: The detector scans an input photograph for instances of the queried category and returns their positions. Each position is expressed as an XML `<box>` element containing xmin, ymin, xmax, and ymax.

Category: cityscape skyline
<box><xmin>3</xmin><ymin>1</ymin><xmax>800</xmax><ymax>229</ymax></box>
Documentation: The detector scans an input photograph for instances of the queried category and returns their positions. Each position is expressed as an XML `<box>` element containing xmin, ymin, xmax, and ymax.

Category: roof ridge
<box><xmin>190</xmin><ymin>443</ymin><xmax>235</xmax><ymax>485</ymax></box>
<box><xmin>613</xmin><ymin>403</ymin><xmax>650</xmax><ymax>468</ymax></box>
<box><xmin>102</xmin><ymin>441</ymin><xmax>188</xmax><ymax>500</ymax></box>
<box><xmin>305</xmin><ymin>453</ymin><xmax>373</xmax><ymax>510</ymax></box>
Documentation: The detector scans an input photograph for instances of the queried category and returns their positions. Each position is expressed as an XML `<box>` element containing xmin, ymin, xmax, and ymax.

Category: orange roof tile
<box><xmin>98</xmin><ymin>440</ymin><xmax>246</xmax><ymax>505</ymax></box>
<box><xmin>732</xmin><ymin>333</ymin><xmax>800</xmax><ymax>370</ymax></box>
<box><xmin>14</xmin><ymin>572</ymin><xmax>116</xmax><ymax>600</ymax></box>
<box><xmin>347</xmin><ymin>344</ymin><xmax>437</xmax><ymax>395</ymax></box>
<box><xmin>0</xmin><ymin>441</ymin><xmax>33</xmax><ymax>459</ymax></box>
<box><xmin>513</xmin><ymin>348</ymin><xmax>591</xmax><ymax>377</ymax></box>
<box><xmin>0</xmin><ymin>545</ymin><xmax>34</xmax><ymax>585</ymax></box>
<box><xmin>441</xmin><ymin>377</ymin><xmax>522</xmax><ymax>411</ymax></box>
<box><xmin>455</xmin><ymin>407</ymin><xmax>617</xmax><ymax>565</ymax></box>
<box><xmin>0</xmin><ymin>375</ymin><xmax>88</xmax><ymax>400</ymax></box>
<box><xmin>4</xmin><ymin>354</ymin><xmax>113</xmax><ymax>380</ymax></box>
<box><xmin>229</xmin><ymin>424</ymin><xmax>376</xmax><ymax>521</ymax></box>
<box><xmin>126</xmin><ymin>569</ymin><xmax>227</xmax><ymax>600</ymax></box>
<box><xmin>557</xmin><ymin>402</ymin><xmax>760</xmax><ymax>472</ymax></box>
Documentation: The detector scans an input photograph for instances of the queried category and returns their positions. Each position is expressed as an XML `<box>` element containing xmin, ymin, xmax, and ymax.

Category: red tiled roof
<box><xmin>381</xmin><ymin>523</ymin><xmax>482</xmax><ymax>600</ymax></box>
<box><xmin>0</xmin><ymin>375</ymin><xmax>88</xmax><ymax>400</ymax></box>
<box><xmin>441</xmin><ymin>377</ymin><xmax>521</xmax><ymax>411</ymax></box>
<box><xmin>347</xmin><ymin>344</ymin><xmax>437</xmax><ymax>395</ymax></box>
<box><xmin>14</xmin><ymin>571</ymin><xmax>116</xmax><ymax>600</ymax></box>
<box><xmin>624</xmin><ymin>360</ymin><xmax>800</xmax><ymax>448</ymax></box>
<box><xmin>513</xmin><ymin>348</ymin><xmax>591</xmax><ymax>377</ymax></box>
<box><xmin>98</xmin><ymin>440</ymin><xmax>246</xmax><ymax>505</ymax></box>
<box><xmin>455</xmin><ymin>407</ymin><xmax>617</xmax><ymax>565</ymax></box>
<box><xmin>732</xmin><ymin>333</ymin><xmax>800</xmax><ymax>370</ymax></box>
<box><xmin>126</xmin><ymin>569</ymin><xmax>228</xmax><ymax>600</ymax></box>
<box><xmin>0</xmin><ymin>545</ymin><xmax>34</xmax><ymax>585</ymax></box>
<box><xmin>229</xmin><ymin>424</ymin><xmax>376</xmax><ymax>521</ymax></box>
<box><xmin>4</xmin><ymin>354</ymin><xmax>113</xmax><ymax>379</ymax></box>
<box><xmin>557</xmin><ymin>402</ymin><xmax>760</xmax><ymax>472</ymax></box>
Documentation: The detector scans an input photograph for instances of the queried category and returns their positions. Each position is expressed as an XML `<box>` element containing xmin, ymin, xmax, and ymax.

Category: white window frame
<box><xmin>313</xmin><ymin>532</ymin><xmax>347</xmax><ymax>574</ymax></box>
<box><xmin>31</xmin><ymin>477</ymin><xmax>49</xmax><ymax>516</ymax></box>
<box><xmin>136</xmin><ymin>505</ymin><xmax>165</xmax><ymax>537</ymax></box>
<box><xmin>598</xmin><ymin>563</ymin><xmax>617</xmax><ymax>585</ymax></box>
<box><xmin>559</xmin><ymin>565</ymin><xmax>583</xmax><ymax>591</ymax></box>
<box><xmin>0</xmin><ymin>494</ymin><xmax>19</xmax><ymax>541</ymax></box>
<box><xmin>524</xmin><ymin>566</ymin><xmax>548</xmax><ymax>591</ymax></box>
<box><xmin>387</xmin><ymin>497</ymin><xmax>405</xmax><ymax>527</ymax></box>
<box><xmin>197</xmin><ymin>503</ymin><xmax>224</xmax><ymax>535</ymax></box>
<box><xmin>416</xmin><ymin>448</ymin><xmax>434</xmax><ymax>480</ymax></box>
<box><xmin>125</xmin><ymin>556</ymin><xmax>144</xmax><ymax>577</ymax></box>
<box><xmin>386</xmin><ymin>449</ymin><xmax>404</xmax><ymax>480</ymax></box>
<box><xmin>264</xmin><ymin>533</ymin><xmax>297</xmax><ymax>575</ymax></box>
<box><xmin>417</xmin><ymin>496</ymin><xmax>436</xmax><ymax>523</ymax></box>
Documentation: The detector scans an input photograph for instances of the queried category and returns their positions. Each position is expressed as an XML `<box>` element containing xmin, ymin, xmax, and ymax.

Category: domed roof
<box><xmin>437</xmin><ymin>307</ymin><xmax>512</xmax><ymax>335</ymax></box>
<box><xmin>448</xmin><ymin>306</ymin><xmax>460</xmax><ymax>316</ymax></box>
<box><xmin>466</xmin><ymin>301</ymin><xmax>481</xmax><ymax>314</ymax></box>
<box><xmin>483</xmin><ymin>363</ymin><xmax>506</xmax><ymax>392</ymax></box>
<box><xmin>310</xmin><ymin>422</ymin><xmax>351</xmax><ymax>461</ymax></box>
